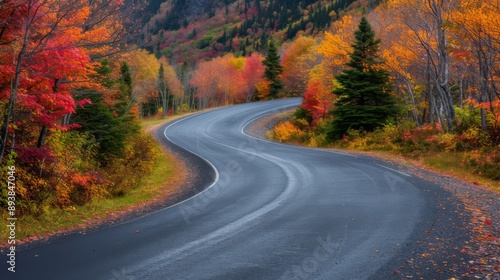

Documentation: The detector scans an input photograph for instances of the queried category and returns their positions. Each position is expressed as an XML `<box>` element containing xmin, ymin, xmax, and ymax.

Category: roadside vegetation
<box><xmin>272</xmin><ymin>11</ymin><xmax>500</xmax><ymax>189</ymax></box>
<box><xmin>274</xmin><ymin>114</ymin><xmax>500</xmax><ymax>187</ymax></box>
<box><xmin>0</xmin><ymin>0</ymin><xmax>186</xmax><ymax>243</ymax></box>
<box><xmin>0</xmin><ymin>114</ymin><xmax>184</xmax><ymax>244</ymax></box>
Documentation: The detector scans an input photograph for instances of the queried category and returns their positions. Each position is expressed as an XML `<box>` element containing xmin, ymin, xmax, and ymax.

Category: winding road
<box><xmin>4</xmin><ymin>98</ymin><xmax>465</xmax><ymax>279</ymax></box>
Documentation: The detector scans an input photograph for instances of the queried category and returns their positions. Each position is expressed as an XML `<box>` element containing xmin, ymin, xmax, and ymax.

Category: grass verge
<box><xmin>1</xmin><ymin>116</ymin><xmax>186</xmax><ymax>246</ymax></box>
<box><xmin>337</xmin><ymin>148</ymin><xmax>499</xmax><ymax>192</ymax></box>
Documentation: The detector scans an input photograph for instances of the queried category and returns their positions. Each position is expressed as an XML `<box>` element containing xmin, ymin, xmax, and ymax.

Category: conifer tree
<box><xmin>116</xmin><ymin>62</ymin><xmax>133</xmax><ymax>118</ymax></box>
<box><xmin>262</xmin><ymin>40</ymin><xmax>283</xmax><ymax>98</ymax></box>
<box><xmin>328</xmin><ymin>17</ymin><xmax>400</xmax><ymax>139</ymax></box>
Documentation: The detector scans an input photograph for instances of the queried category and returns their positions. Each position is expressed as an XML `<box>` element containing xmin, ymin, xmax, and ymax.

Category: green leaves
<box><xmin>262</xmin><ymin>41</ymin><xmax>284</xmax><ymax>99</ymax></box>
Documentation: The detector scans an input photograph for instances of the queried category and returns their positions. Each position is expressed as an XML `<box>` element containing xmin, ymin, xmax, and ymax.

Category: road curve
<box><xmin>4</xmin><ymin>98</ymin><xmax>461</xmax><ymax>279</ymax></box>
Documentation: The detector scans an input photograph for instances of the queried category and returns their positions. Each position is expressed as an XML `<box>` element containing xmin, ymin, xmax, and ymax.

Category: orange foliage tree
<box><xmin>190</xmin><ymin>53</ymin><xmax>265</xmax><ymax>108</ymax></box>
<box><xmin>281</xmin><ymin>36</ymin><xmax>318</xmax><ymax>96</ymax></box>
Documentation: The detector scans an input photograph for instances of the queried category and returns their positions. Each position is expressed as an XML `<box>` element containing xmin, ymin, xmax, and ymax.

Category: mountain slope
<box><xmin>143</xmin><ymin>0</ymin><xmax>361</xmax><ymax>65</ymax></box>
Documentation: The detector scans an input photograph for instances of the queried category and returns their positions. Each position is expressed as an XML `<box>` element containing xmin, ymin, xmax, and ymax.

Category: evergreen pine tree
<box><xmin>72</xmin><ymin>92</ymin><xmax>128</xmax><ymax>163</ymax></box>
<box><xmin>116</xmin><ymin>62</ymin><xmax>133</xmax><ymax>117</ymax></box>
<box><xmin>119</xmin><ymin>62</ymin><xmax>132</xmax><ymax>98</ymax></box>
<box><xmin>262</xmin><ymin>40</ymin><xmax>284</xmax><ymax>98</ymax></box>
<box><xmin>328</xmin><ymin>17</ymin><xmax>400</xmax><ymax>139</ymax></box>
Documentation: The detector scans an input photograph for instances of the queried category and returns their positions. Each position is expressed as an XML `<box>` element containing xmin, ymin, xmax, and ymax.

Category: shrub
<box><xmin>463</xmin><ymin>149</ymin><xmax>500</xmax><ymax>180</ymax></box>
<box><xmin>274</xmin><ymin>121</ymin><xmax>305</xmax><ymax>142</ymax></box>
<box><xmin>105</xmin><ymin>134</ymin><xmax>159</xmax><ymax>197</ymax></box>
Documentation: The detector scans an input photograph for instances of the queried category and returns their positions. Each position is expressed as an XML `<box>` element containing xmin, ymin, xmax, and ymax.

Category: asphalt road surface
<box><xmin>3</xmin><ymin>98</ymin><xmax>462</xmax><ymax>279</ymax></box>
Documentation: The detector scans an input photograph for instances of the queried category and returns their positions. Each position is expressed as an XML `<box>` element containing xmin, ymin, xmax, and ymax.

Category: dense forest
<box><xmin>142</xmin><ymin>0</ymin><xmax>365</xmax><ymax>63</ymax></box>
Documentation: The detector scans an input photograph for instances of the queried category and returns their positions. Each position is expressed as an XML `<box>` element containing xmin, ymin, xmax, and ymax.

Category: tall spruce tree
<box><xmin>328</xmin><ymin>17</ymin><xmax>400</xmax><ymax>139</ymax></box>
<box><xmin>262</xmin><ymin>40</ymin><xmax>283</xmax><ymax>98</ymax></box>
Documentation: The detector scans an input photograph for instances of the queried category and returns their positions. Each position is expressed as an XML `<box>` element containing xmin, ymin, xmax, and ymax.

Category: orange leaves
<box><xmin>281</xmin><ymin>36</ymin><xmax>317</xmax><ymax>96</ymax></box>
<box><xmin>190</xmin><ymin>53</ymin><xmax>265</xmax><ymax>106</ymax></box>
<box><xmin>465</xmin><ymin>99</ymin><xmax>500</xmax><ymax>111</ymax></box>
<box><xmin>0</xmin><ymin>0</ymin><xmax>99</xmax><ymax>134</ymax></box>
<box><xmin>254</xmin><ymin>79</ymin><xmax>271</xmax><ymax>100</ymax></box>
<box><xmin>319</xmin><ymin>32</ymin><xmax>351</xmax><ymax>62</ymax></box>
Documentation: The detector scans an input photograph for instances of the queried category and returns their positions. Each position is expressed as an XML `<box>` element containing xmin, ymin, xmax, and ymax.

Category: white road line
<box><xmin>160</xmin><ymin>114</ymin><xmax>221</xmax><ymax>211</ymax></box>
<box><xmin>117</xmin><ymin>113</ymin><xmax>221</xmax><ymax>225</ymax></box>
<box><xmin>240</xmin><ymin>104</ymin><xmax>358</xmax><ymax>158</ymax></box>
<box><xmin>375</xmin><ymin>163</ymin><xmax>412</xmax><ymax>177</ymax></box>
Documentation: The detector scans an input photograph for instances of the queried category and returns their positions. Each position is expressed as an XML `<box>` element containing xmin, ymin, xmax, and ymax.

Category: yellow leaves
<box><xmin>382</xmin><ymin>44</ymin><xmax>417</xmax><ymax>77</ymax></box>
<box><xmin>281</xmin><ymin>36</ymin><xmax>317</xmax><ymax>95</ymax></box>
<box><xmin>274</xmin><ymin>121</ymin><xmax>305</xmax><ymax>142</ymax></box>
<box><xmin>255</xmin><ymin>79</ymin><xmax>271</xmax><ymax>100</ymax></box>
<box><xmin>105</xmin><ymin>134</ymin><xmax>159</xmax><ymax>197</ymax></box>
<box><xmin>449</xmin><ymin>0</ymin><xmax>500</xmax><ymax>46</ymax></box>
<box><xmin>227</xmin><ymin>55</ymin><xmax>246</xmax><ymax>71</ymax></box>
<box><xmin>318</xmin><ymin>32</ymin><xmax>351</xmax><ymax>64</ymax></box>
<box><xmin>318</xmin><ymin>14</ymin><xmax>358</xmax><ymax>69</ymax></box>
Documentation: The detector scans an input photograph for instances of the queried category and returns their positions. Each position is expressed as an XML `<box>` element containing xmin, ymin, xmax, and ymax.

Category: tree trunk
<box><xmin>37</xmin><ymin>126</ymin><xmax>48</xmax><ymax>148</ymax></box>
<box><xmin>404</xmin><ymin>78</ymin><xmax>421</xmax><ymax>126</ymax></box>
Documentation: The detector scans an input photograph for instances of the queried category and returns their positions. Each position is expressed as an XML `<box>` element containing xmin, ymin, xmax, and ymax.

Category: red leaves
<box><xmin>190</xmin><ymin>53</ymin><xmax>265</xmax><ymax>106</ymax></box>
<box><xmin>0</xmin><ymin>0</ymin><xmax>97</xmax><ymax>151</ymax></box>
<box><xmin>301</xmin><ymin>80</ymin><xmax>335</xmax><ymax>125</ymax></box>
<box><xmin>76</xmin><ymin>98</ymin><xmax>92</xmax><ymax>108</ymax></box>
<box><xmin>17</xmin><ymin>146</ymin><xmax>56</xmax><ymax>166</ymax></box>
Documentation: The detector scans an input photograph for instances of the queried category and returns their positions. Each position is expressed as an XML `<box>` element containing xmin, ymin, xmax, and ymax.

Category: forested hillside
<box><xmin>142</xmin><ymin>0</ymin><xmax>367</xmax><ymax>64</ymax></box>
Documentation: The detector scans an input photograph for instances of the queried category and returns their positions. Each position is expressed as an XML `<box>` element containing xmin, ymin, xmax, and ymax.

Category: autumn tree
<box><xmin>328</xmin><ymin>17</ymin><xmax>400</xmax><ymax>139</ymax></box>
<box><xmin>117</xmin><ymin>49</ymin><xmax>165</xmax><ymax>117</ymax></box>
<box><xmin>281</xmin><ymin>36</ymin><xmax>318</xmax><ymax>96</ymax></box>
<box><xmin>190</xmin><ymin>53</ymin><xmax>262</xmax><ymax>107</ymax></box>
<box><xmin>449</xmin><ymin>0</ymin><xmax>500</xmax><ymax>130</ymax></box>
<box><xmin>300</xmin><ymin>80</ymin><xmax>336</xmax><ymax>125</ymax></box>
<box><xmin>318</xmin><ymin>14</ymin><xmax>359</xmax><ymax>76</ymax></box>
<box><xmin>0</xmin><ymin>0</ymin><xmax>97</xmax><ymax>159</ymax></box>
<box><xmin>262</xmin><ymin>40</ymin><xmax>284</xmax><ymax>99</ymax></box>
<box><xmin>387</xmin><ymin>0</ymin><xmax>458</xmax><ymax>131</ymax></box>
<box><xmin>242</xmin><ymin>53</ymin><xmax>265</xmax><ymax>102</ymax></box>
<box><xmin>190</xmin><ymin>59</ymin><xmax>220</xmax><ymax>109</ymax></box>
<box><xmin>370</xmin><ymin>5</ymin><xmax>426</xmax><ymax>126</ymax></box>
<box><xmin>0</xmin><ymin>0</ymin><xmax>138</xmax><ymax>161</ymax></box>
